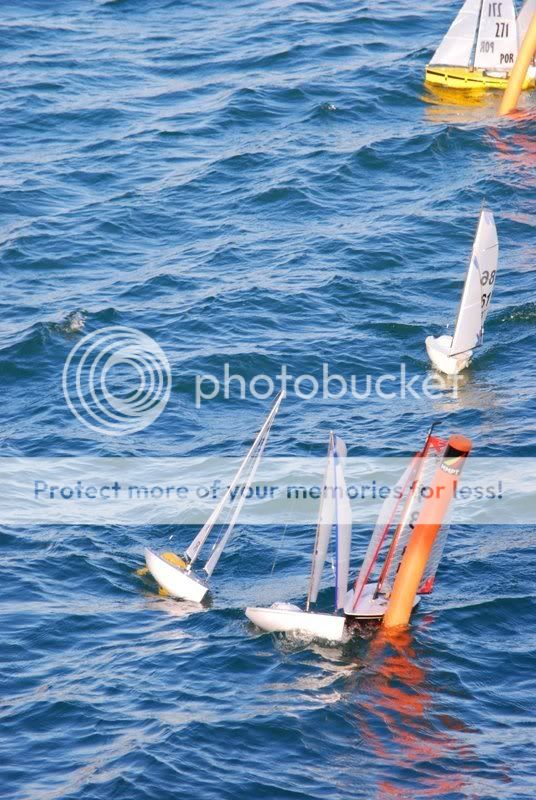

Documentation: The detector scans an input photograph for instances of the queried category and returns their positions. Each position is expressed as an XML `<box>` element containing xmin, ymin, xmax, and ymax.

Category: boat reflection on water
<box><xmin>421</xmin><ymin>83</ymin><xmax>498</xmax><ymax>126</ymax></box>
<box><xmin>430</xmin><ymin>370</ymin><xmax>501</xmax><ymax>416</ymax></box>
<box><xmin>143</xmin><ymin>591</ymin><xmax>210</xmax><ymax>620</ymax></box>
<box><xmin>265</xmin><ymin>643</ymin><xmax>353</xmax><ymax>708</ymax></box>
<box><xmin>344</xmin><ymin>626</ymin><xmax>508</xmax><ymax>799</ymax></box>
<box><xmin>488</xmin><ymin>127</ymin><xmax>536</xmax><ymax>178</ymax></box>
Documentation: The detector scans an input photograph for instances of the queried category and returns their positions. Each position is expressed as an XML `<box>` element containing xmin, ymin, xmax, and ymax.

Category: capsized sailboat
<box><xmin>145</xmin><ymin>392</ymin><xmax>283</xmax><ymax>602</ymax></box>
<box><xmin>245</xmin><ymin>432</ymin><xmax>352</xmax><ymax>641</ymax></box>
<box><xmin>344</xmin><ymin>427</ymin><xmax>449</xmax><ymax>620</ymax></box>
<box><xmin>425</xmin><ymin>0</ymin><xmax>536</xmax><ymax>90</ymax></box>
<box><xmin>426</xmin><ymin>207</ymin><xmax>499</xmax><ymax>376</ymax></box>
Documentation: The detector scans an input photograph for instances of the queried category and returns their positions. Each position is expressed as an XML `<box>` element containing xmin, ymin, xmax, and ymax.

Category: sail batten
<box><xmin>430</xmin><ymin>0</ymin><xmax>483</xmax><ymax>67</ymax></box>
<box><xmin>449</xmin><ymin>208</ymin><xmax>498</xmax><ymax>357</ymax></box>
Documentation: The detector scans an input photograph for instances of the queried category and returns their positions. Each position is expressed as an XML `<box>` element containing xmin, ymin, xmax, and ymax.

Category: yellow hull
<box><xmin>425</xmin><ymin>65</ymin><xmax>535</xmax><ymax>91</ymax></box>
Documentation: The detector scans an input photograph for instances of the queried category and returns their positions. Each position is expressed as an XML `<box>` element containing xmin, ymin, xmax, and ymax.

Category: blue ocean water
<box><xmin>1</xmin><ymin>1</ymin><xmax>535</xmax><ymax>798</ymax></box>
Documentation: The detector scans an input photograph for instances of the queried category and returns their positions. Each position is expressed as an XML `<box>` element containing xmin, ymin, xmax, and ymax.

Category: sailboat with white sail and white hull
<box><xmin>426</xmin><ymin>206</ymin><xmax>499</xmax><ymax>376</ymax></box>
<box><xmin>145</xmin><ymin>392</ymin><xmax>283</xmax><ymax>603</ymax></box>
<box><xmin>425</xmin><ymin>0</ymin><xmax>536</xmax><ymax>90</ymax></box>
<box><xmin>245</xmin><ymin>432</ymin><xmax>352</xmax><ymax>642</ymax></box>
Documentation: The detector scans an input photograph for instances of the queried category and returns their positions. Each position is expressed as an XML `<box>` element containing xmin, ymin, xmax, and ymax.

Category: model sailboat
<box><xmin>145</xmin><ymin>392</ymin><xmax>283</xmax><ymax>602</ymax></box>
<box><xmin>426</xmin><ymin>207</ymin><xmax>499</xmax><ymax>376</ymax></box>
<box><xmin>245</xmin><ymin>432</ymin><xmax>351</xmax><ymax>641</ymax></box>
<box><xmin>425</xmin><ymin>0</ymin><xmax>536</xmax><ymax>90</ymax></box>
<box><xmin>344</xmin><ymin>428</ymin><xmax>449</xmax><ymax>620</ymax></box>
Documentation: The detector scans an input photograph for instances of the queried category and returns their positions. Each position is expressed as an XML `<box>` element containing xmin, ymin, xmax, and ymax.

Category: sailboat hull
<box><xmin>245</xmin><ymin>603</ymin><xmax>346</xmax><ymax>641</ymax></box>
<box><xmin>425</xmin><ymin>65</ymin><xmax>536</xmax><ymax>90</ymax></box>
<box><xmin>145</xmin><ymin>548</ymin><xmax>208</xmax><ymax>603</ymax></box>
<box><xmin>344</xmin><ymin>583</ymin><xmax>420</xmax><ymax>620</ymax></box>
<box><xmin>426</xmin><ymin>335</ymin><xmax>472</xmax><ymax>376</ymax></box>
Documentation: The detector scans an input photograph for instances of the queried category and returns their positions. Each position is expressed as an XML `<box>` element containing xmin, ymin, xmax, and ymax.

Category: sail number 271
<box><xmin>487</xmin><ymin>5</ymin><xmax>510</xmax><ymax>39</ymax></box>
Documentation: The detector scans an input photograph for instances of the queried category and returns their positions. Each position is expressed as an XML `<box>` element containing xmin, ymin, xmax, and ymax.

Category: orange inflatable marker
<box><xmin>499</xmin><ymin>11</ymin><xmax>536</xmax><ymax>116</ymax></box>
<box><xmin>382</xmin><ymin>434</ymin><xmax>472</xmax><ymax>629</ymax></box>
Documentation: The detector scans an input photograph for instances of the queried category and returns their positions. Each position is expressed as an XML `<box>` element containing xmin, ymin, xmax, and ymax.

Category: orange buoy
<box><xmin>499</xmin><ymin>11</ymin><xmax>536</xmax><ymax>116</ymax></box>
<box><xmin>382</xmin><ymin>434</ymin><xmax>472</xmax><ymax>629</ymax></box>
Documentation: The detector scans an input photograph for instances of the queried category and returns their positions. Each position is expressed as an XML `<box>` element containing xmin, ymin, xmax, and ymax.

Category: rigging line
<box><xmin>270</xmin><ymin>522</ymin><xmax>289</xmax><ymax>575</ymax></box>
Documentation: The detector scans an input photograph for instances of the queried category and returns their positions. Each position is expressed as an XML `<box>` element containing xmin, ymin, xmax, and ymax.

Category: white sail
<box><xmin>430</xmin><ymin>0</ymin><xmax>482</xmax><ymax>67</ymax></box>
<box><xmin>474</xmin><ymin>0</ymin><xmax>518</xmax><ymax>71</ymax></box>
<box><xmin>306</xmin><ymin>433</ymin><xmax>336</xmax><ymax>608</ymax></box>
<box><xmin>185</xmin><ymin>392</ymin><xmax>283</xmax><ymax>564</ymax></box>
<box><xmin>203</xmin><ymin>430</ymin><xmax>269</xmax><ymax>577</ymax></box>
<box><xmin>449</xmin><ymin>208</ymin><xmax>498</xmax><ymax>356</ymax></box>
<box><xmin>517</xmin><ymin>0</ymin><xmax>536</xmax><ymax>46</ymax></box>
<box><xmin>333</xmin><ymin>436</ymin><xmax>352</xmax><ymax>611</ymax></box>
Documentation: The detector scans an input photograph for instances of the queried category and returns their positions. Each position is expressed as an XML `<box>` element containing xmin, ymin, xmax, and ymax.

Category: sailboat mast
<box><xmin>305</xmin><ymin>431</ymin><xmax>334</xmax><ymax>612</ymax></box>
<box><xmin>332</xmin><ymin>437</ymin><xmax>341</xmax><ymax>612</ymax></box>
<box><xmin>332</xmin><ymin>436</ymin><xmax>352</xmax><ymax>612</ymax></box>
<box><xmin>470</xmin><ymin>0</ymin><xmax>486</xmax><ymax>68</ymax></box>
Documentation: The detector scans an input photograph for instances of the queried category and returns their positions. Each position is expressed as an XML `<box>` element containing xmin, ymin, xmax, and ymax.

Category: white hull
<box><xmin>426</xmin><ymin>334</ymin><xmax>472</xmax><ymax>376</ymax></box>
<box><xmin>344</xmin><ymin>583</ymin><xmax>420</xmax><ymax>619</ymax></box>
<box><xmin>145</xmin><ymin>548</ymin><xmax>208</xmax><ymax>603</ymax></box>
<box><xmin>245</xmin><ymin>602</ymin><xmax>346</xmax><ymax>641</ymax></box>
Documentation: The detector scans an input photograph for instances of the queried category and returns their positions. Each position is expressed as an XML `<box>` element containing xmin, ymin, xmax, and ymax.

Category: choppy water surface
<box><xmin>1</xmin><ymin>1</ymin><xmax>535</xmax><ymax>798</ymax></box>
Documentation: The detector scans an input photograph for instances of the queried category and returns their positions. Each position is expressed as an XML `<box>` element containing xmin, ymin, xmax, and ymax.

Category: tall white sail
<box><xmin>333</xmin><ymin>436</ymin><xmax>352</xmax><ymax>611</ymax></box>
<box><xmin>203</xmin><ymin>430</ymin><xmax>269</xmax><ymax>577</ymax></box>
<box><xmin>306</xmin><ymin>433</ymin><xmax>335</xmax><ymax>608</ymax></box>
<box><xmin>185</xmin><ymin>392</ymin><xmax>283</xmax><ymax>564</ymax></box>
<box><xmin>474</xmin><ymin>0</ymin><xmax>518</xmax><ymax>71</ymax></box>
<box><xmin>430</xmin><ymin>0</ymin><xmax>482</xmax><ymax>67</ymax></box>
<box><xmin>517</xmin><ymin>0</ymin><xmax>536</xmax><ymax>46</ymax></box>
<box><xmin>449</xmin><ymin>208</ymin><xmax>498</xmax><ymax>356</ymax></box>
